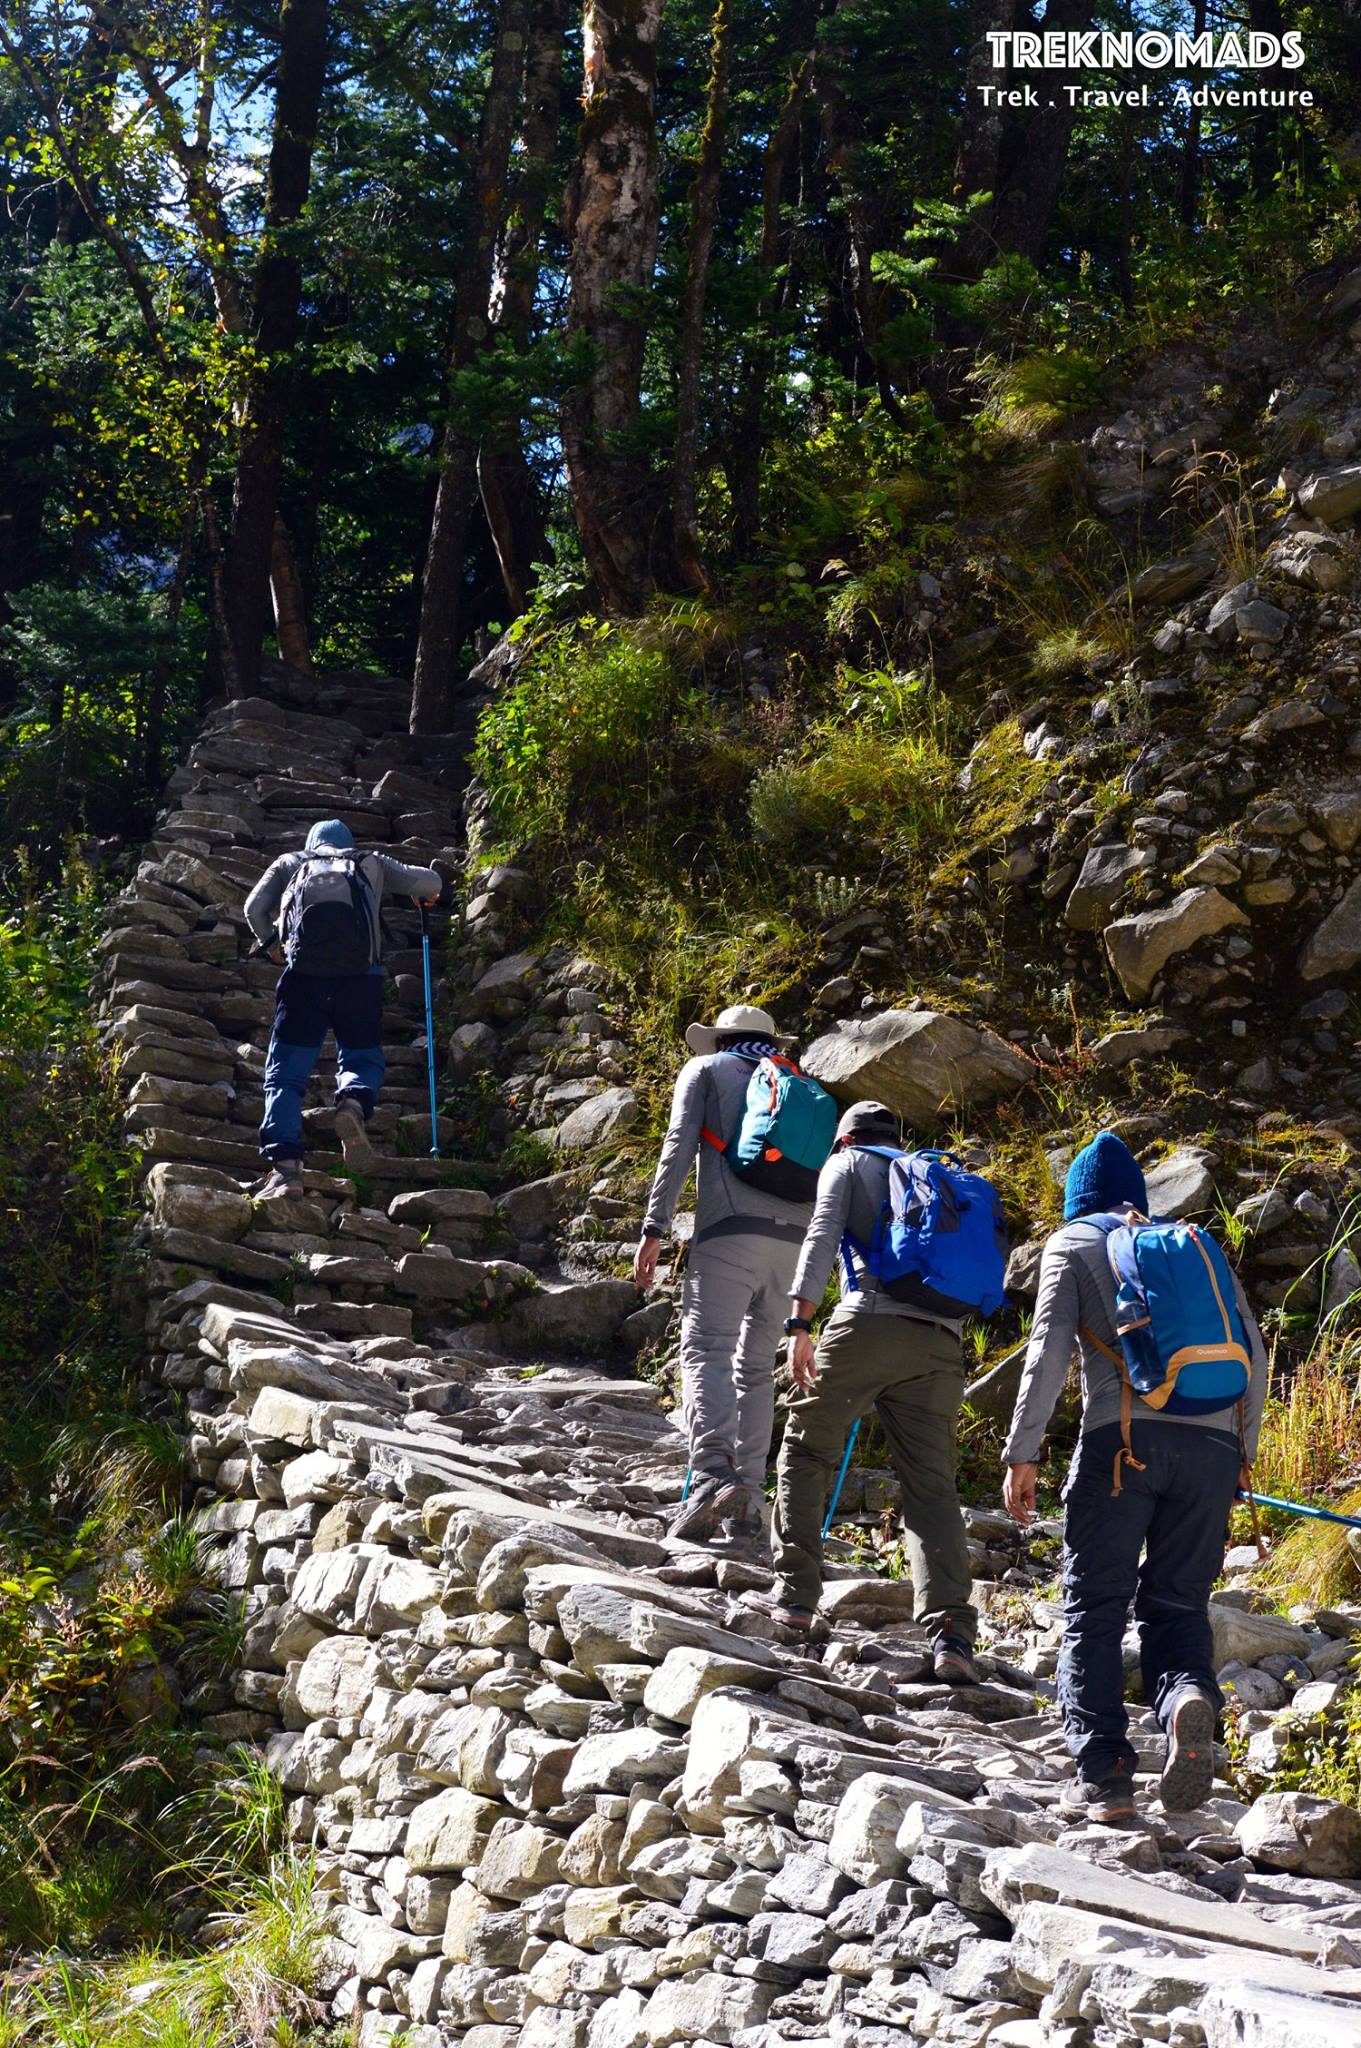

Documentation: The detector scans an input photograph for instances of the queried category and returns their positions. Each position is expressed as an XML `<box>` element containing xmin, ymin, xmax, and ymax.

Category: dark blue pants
<box><xmin>1058</xmin><ymin>1419</ymin><xmax>1240</xmax><ymax>1783</ymax></box>
<box><xmin>260</xmin><ymin>967</ymin><xmax>385</xmax><ymax>1161</ymax></box>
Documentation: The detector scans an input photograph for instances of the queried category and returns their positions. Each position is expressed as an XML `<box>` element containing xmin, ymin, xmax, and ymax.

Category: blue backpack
<box><xmin>842</xmin><ymin>1148</ymin><xmax>1008</xmax><ymax>1319</ymax></box>
<box><xmin>702</xmin><ymin>1054</ymin><xmax>838</xmax><ymax>1204</ymax></box>
<box><xmin>1085</xmin><ymin>1214</ymin><xmax>1251</xmax><ymax>1417</ymax></box>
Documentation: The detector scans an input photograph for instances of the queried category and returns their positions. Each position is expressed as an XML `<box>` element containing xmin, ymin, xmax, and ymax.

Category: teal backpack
<box><xmin>702</xmin><ymin>1054</ymin><xmax>838</xmax><ymax>1204</ymax></box>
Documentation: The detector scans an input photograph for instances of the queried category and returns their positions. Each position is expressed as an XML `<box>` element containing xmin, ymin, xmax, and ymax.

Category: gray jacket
<box><xmin>245</xmin><ymin>850</ymin><xmax>441</xmax><ymax>965</ymax></box>
<box><xmin>642</xmin><ymin>1051</ymin><xmax>812</xmax><ymax>1243</ymax></box>
<box><xmin>790</xmin><ymin>1146</ymin><xmax>963</xmax><ymax>1330</ymax></box>
<box><xmin>1004</xmin><ymin>1206</ymin><xmax>1268</xmax><ymax>1464</ymax></box>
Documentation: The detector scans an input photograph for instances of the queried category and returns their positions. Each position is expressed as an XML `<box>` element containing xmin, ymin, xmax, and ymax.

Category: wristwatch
<box><xmin>783</xmin><ymin>1315</ymin><xmax>812</xmax><ymax>1336</ymax></box>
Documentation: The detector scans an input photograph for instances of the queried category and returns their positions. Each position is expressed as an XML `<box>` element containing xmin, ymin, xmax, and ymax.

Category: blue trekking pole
<box><xmin>418</xmin><ymin>902</ymin><xmax>439</xmax><ymax>1157</ymax></box>
<box><xmin>1239</xmin><ymin>1489</ymin><xmax>1361</xmax><ymax>1532</ymax></box>
<box><xmin>823</xmin><ymin>1422</ymin><xmax>860</xmax><ymax>1537</ymax></box>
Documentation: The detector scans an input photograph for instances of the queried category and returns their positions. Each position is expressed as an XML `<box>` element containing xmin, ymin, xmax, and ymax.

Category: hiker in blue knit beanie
<box><xmin>1063</xmin><ymin>1131</ymin><xmax>1148</xmax><ymax>1221</ymax></box>
<box><xmin>1000</xmin><ymin>1128</ymin><xmax>1267</xmax><ymax>1832</ymax></box>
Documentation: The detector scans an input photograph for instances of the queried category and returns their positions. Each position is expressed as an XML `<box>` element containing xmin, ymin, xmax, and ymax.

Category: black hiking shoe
<box><xmin>1161</xmin><ymin>1688</ymin><xmax>1217</xmax><ymax>1814</ymax></box>
<box><xmin>670</xmin><ymin>1468</ymin><xmax>746</xmax><ymax>1542</ymax></box>
<box><xmin>745</xmin><ymin>1589</ymin><xmax>818</xmax><ymax>1634</ymax></box>
<box><xmin>333</xmin><ymin>1099</ymin><xmax>376</xmax><ymax>1169</ymax></box>
<box><xmin>255</xmin><ymin>1162</ymin><xmax>303</xmax><ymax>1199</ymax></box>
<box><xmin>1059</xmin><ymin>1772</ymin><xmax>1140</xmax><ymax>1827</ymax></box>
<box><xmin>933</xmin><ymin>1632</ymin><xmax>980</xmax><ymax>1687</ymax></box>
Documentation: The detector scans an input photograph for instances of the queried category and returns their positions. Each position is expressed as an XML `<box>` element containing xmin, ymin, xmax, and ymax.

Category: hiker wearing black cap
<box><xmin>635</xmin><ymin>1004</ymin><xmax>835</xmax><ymax>1545</ymax></box>
<box><xmin>244</xmin><ymin>820</ymin><xmax>441</xmax><ymax>1197</ymax></box>
<box><xmin>1003</xmin><ymin>1130</ymin><xmax>1268</xmax><ymax>1826</ymax></box>
<box><xmin>769</xmin><ymin>1101</ymin><xmax>981</xmax><ymax>1683</ymax></box>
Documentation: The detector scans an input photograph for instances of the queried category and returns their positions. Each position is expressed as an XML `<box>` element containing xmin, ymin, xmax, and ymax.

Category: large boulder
<box><xmin>801</xmin><ymin>1009</ymin><xmax>1031</xmax><ymax>1126</ymax></box>
<box><xmin>1103</xmin><ymin>888</ymin><xmax>1248</xmax><ymax>1000</ymax></box>
<box><xmin>1300</xmin><ymin>876</ymin><xmax>1361</xmax><ymax>981</ymax></box>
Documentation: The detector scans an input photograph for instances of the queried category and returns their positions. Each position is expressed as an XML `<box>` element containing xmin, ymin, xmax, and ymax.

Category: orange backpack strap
<box><xmin>700</xmin><ymin>1126</ymin><xmax>726</xmax><ymax>1151</ymax></box>
<box><xmin>1080</xmin><ymin>1322</ymin><xmax>1148</xmax><ymax>1495</ymax></box>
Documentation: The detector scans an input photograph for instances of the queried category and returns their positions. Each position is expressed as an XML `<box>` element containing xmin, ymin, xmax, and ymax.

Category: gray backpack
<box><xmin>280</xmin><ymin>851</ymin><xmax>375</xmax><ymax>975</ymax></box>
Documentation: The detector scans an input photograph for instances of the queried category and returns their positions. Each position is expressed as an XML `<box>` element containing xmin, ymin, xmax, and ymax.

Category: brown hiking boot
<box><xmin>1059</xmin><ymin>1772</ymin><xmax>1140</xmax><ymax>1827</ymax></box>
<box><xmin>1161</xmin><ymin>1689</ymin><xmax>1217</xmax><ymax>1814</ymax></box>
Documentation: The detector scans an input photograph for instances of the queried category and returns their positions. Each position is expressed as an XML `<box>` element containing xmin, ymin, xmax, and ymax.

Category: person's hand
<box><xmin>268</xmin><ymin>943</ymin><xmax>283</xmax><ymax>965</ymax></box>
<box><xmin>633</xmin><ymin>1237</ymin><xmax>661</xmax><ymax>1290</ymax></box>
<box><xmin>787</xmin><ymin>1329</ymin><xmax>817</xmax><ymax>1391</ymax></box>
<box><xmin>1238</xmin><ymin>1464</ymin><xmax>1253</xmax><ymax>1499</ymax></box>
<box><xmin>1003</xmin><ymin>1462</ymin><xmax>1039</xmax><ymax>1528</ymax></box>
<box><xmin>413</xmin><ymin>893</ymin><xmax>440</xmax><ymax>908</ymax></box>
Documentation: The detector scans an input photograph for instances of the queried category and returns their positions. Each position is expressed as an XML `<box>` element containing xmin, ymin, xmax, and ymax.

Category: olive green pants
<box><xmin>772</xmin><ymin>1306</ymin><xmax>977</xmax><ymax>1641</ymax></box>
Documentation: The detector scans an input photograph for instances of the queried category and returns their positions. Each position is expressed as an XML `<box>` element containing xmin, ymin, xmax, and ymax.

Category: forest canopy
<box><xmin>1</xmin><ymin>0</ymin><xmax>1358</xmax><ymax>840</ymax></box>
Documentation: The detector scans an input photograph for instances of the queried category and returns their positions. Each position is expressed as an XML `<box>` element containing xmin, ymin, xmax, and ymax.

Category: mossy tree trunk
<box><xmin>560</xmin><ymin>0</ymin><xmax>668</xmax><ymax>615</ymax></box>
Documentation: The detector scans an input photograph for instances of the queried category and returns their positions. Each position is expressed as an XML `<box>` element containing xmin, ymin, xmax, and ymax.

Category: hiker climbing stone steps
<box><xmin>244</xmin><ymin>818</ymin><xmax>442</xmax><ymax>1196</ymax></box>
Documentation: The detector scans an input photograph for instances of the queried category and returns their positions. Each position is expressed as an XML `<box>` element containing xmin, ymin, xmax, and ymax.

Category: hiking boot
<box><xmin>1161</xmin><ymin>1688</ymin><xmax>1217</xmax><ymax>1814</ymax></box>
<box><xmin>1059</xmin><ymin>1773</ymin><xmax>1139</xmax><ymax>1827</ymax></box>
<box><xmin>933</xmin><ymin>1632</ymin><xmax>980</xmax><ymax>1687</ymax></box>
<box><xmin>256</xmin><ymin>1162</ymin><xmax>303</xmax><ymax>1199</ymax></box>
<box><xmin>334</xmin><ymin>1099</ymin><xmax>376</xmax><ymax>1169</ymax></box>
<box><xmin>745</xmin><ymin>1589</ymin><xmax>818</xmax><ymax>1634</ymax></box>
<box><xmin>670</xmin><ymin>1468</ymin><xmax>746</xmax><ymax>1542</ymax></box>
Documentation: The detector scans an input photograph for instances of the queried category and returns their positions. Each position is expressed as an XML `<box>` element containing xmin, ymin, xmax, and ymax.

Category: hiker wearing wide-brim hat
<box><xmin>767</xmin><ymin>1101</ymin><xmax>985</xmax><ymax>1684</ymax></box>
<box><xmin>634</xmin><ymin>1002</ymin><xmax>836</xmax><ymax>1548</ymax></box>
<box><xmin>244</xmin><ymin>820</ymin><xmax>441</xmax><ymax>1198</ymax></box>
<box><xmin>1002</xmin><ymin>1129</ymin><xmax>1269</xmax><ymax>1828</ymax></box>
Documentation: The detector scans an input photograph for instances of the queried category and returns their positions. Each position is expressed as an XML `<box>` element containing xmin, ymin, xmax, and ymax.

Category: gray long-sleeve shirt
<box><xmin>790</xmin><ymin>1145</ymin><xmax>963</xmax><ymax>1330</ymax></box>
<box><xmin>1004</xmin><ymin>1205</ymin><xmax>1268</xmax><ymax>1464</ymax></box>
<box><xmin>641</xmin><ymin>1051</ymin><xmax>812</xmax><ymax>1242</ymax></box>
<box><xmin>244</xmin><ymin>850</ymin><xmax>441</xmax><ymax>965</ymax></box>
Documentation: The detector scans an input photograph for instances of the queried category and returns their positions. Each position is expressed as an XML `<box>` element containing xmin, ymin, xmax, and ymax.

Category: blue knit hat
<box><xmin>1063</xmin><ymin>1131</ymin><xmax>1148</xmax><ymax>1221</ymax></box>
<box><xmin>306</xmin><ymin>818</ymin><xmax>354</xmax><ymax>850</ymax></box>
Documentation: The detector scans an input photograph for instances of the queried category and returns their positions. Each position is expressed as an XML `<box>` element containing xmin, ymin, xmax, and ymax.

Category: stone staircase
<box><xmin>105</xmin><ymin>670</ymin><xmax>1361</xmax><ymax>2048</ymax></box>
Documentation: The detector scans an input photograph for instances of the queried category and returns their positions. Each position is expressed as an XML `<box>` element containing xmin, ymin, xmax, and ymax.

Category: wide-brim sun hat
<box><xmin>685</xmin><ymin>1004</ymin><xmax>795</xmax><ymax>1056</ymax></box>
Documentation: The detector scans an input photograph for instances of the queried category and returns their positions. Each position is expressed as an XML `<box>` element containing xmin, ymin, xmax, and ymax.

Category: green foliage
<box><xmin>748</xmin><ymin>726</ymin><xmax>954</xmax><ymax>865</ymax></box>
<box><xmin>472</xmin><ymin>620</ymin><xmax>683</xmax><ymax>844</ymax></box>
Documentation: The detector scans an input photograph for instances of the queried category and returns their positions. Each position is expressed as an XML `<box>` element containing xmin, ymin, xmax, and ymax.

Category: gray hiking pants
<box><xmin>679</xmin><ymin>1222</ymin><xmax>804</xmax><ymax>1487</ymax></box>
<box><xmin>772</xmin><ymin>1306</ymin><xmax>977</xmax><ymax>1640</ymax></box>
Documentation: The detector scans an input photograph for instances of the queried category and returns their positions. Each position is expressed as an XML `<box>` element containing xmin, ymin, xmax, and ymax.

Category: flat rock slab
<box><xmin>802</xmin><ymin>1009</ymin><xmax>1031</xmax><ymax>1124</ymax></box>
<box><xmin>983</xmin><ymin>1841</ymin><xmax>1347</xmax><ymax>1964</ymax></box>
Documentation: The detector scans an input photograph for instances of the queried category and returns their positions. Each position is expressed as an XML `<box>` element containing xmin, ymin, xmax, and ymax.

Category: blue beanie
<box><xmin>1063</xmin><ymin>1131</ymin><xmax>1148</xmax><ymax>1221</ymax></box>
<box><xmin>306</xmin><ymin>818</ymin><xmax>354</xmax><ymax>850</ymax></box>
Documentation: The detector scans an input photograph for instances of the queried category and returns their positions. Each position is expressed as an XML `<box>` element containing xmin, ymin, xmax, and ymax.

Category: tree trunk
<box><xmin>479</xmin><ymin>0</ymin><xmax>569</xmax><ymax>615</ymax></box>
<box><xmin>729</xmin><ymin>15</ymin><xmax>820</xmax><ymax>548</ymax></box>
<box><xmin>813</xmin><ymin>0</ymin><xmax>905</xmax><ymax>422</ymax></box>
<box><xmin>410</xmin><ymin>0</ymin><xmax>534</xmax><ymax>733</ymax></box>
<box><xmin>1178</xmin><ymin>0</ymin><xmax>1208</xmax><ymax>224</ymax></box>
<box><xmin>560</xmin><ymin>0</ymin><xmax>667</xmax><ymax>614</ymax></box>
<box><xmin>950</xmin><ymin>0</ymin><xmax>1094</xmax><ymax>278</ymax></box>
<box><xmin>224</xmin><ymin>0</ymin><xmax>329</xmax><ymax>695</ymax></box>
<box><xmin>271</xmin><ymin>514</ymin><xmax>313</xmax><ymax>669</ymax></box>
<box><xmin>671</xmin><ymin>0</ymin><xmax>732</xmax><ymax>593</ymax></box>
<box><xmin>1247</xmin><ymin>0</ymin><xmax>1288</xmax><ymax>195</ymax></box>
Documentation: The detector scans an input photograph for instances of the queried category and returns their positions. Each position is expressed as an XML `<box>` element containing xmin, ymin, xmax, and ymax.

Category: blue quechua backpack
<box><xmin>1086</xmin><ymin>1214</ymin><xmax>1252</xmax><ymax>1417</ymax></box>
<box><xmin>842</xmin><ymin>1148</ymin><xmax>1008</xmax><ymax>1319</ymax></box>
<box><xmin>703</xmin><ymin>1054</ymin><xmax>838</xmax><ymax>1203</ymax></box>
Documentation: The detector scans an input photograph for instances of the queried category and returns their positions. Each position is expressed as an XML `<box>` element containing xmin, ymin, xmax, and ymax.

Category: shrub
<box><xmin>749</xmin><ymin>725</ymin><xmax>956</xmax><ymax>864</ymax></box>
<box><xmin>471</xmin><ymin>620</ymin><xmax>681</xmax><ymax>844</ymax></box>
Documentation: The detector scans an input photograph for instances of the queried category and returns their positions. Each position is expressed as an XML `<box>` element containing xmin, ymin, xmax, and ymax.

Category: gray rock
<box><xmin>1266</xmin><ymin>531</ymin><xmax>1352</xmax><ymax>592</ymax></box>
<box><xmin>1234</xmin><ymin>599</ymin><xmax>1291</xmax><ymax>645</ymax></box>
<box><xmin>1237</xmin><ymin>1792</ymin><xmax>1361</xmax><ymax>1879</ymax></box>
<box><xmin>1300</xmin><ymin>877</ymin><xmax>1361</xmax><ymax>981</ymax></box>
<box><xmin>1064</xmin><ymin>843</ymin><xmax>1154</xmax><ymax>933</ymax></box>
<box><xmin>1297</xmin><ymin>465</ymin><xmax>1361</xmax><ymax>525</ymax></box>
<box><xmin>388</xmin><ymin>1186</ymin><xmax>496</xmax><ymax>1225</ymax></box>
<box><xmin>1209</xmin><ymin>1601</ymin><xmax>1311</xmax><ymax>1668</ymax></box>
<box><xmin>1104</xmin><ymin>887</ymin><xmax>1249</xmax><ymax>1000</ymax></box>
<box><xmin>801</xmin><ymin>1009</ymin><xmax>1031</xmax><ymax>1125</ymax></box>
<box><xmin>1143</xmin><ymin>1144</ymin><xmax>1216</xmax><ymax>1217</ymax></box>
<box><xmin>554</xmin><ymin>1087</ymin><xmax>640</xmax><ymax>1151</ymax></box>
<box><xmin>406</xmin><ymin>1788</ymin><xmax>505</xmax><ymax>1873</ymax></box>
<box><xmin>1201</xmin><ymin>1980</ymin><xmax>1361</xmax><ymax>2048</ymax></box>
<box><xmin>1088</xmin><ymin>1024</ymin><xmax>1188</xmax><ymax>1069</ymax></box>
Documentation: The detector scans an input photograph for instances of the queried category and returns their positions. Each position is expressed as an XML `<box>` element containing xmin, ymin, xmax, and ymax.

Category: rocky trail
<box><xmin>103</xmin><ymin>667</ymin><xmax>1361</xmax><ymax>2048</ymax></box>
